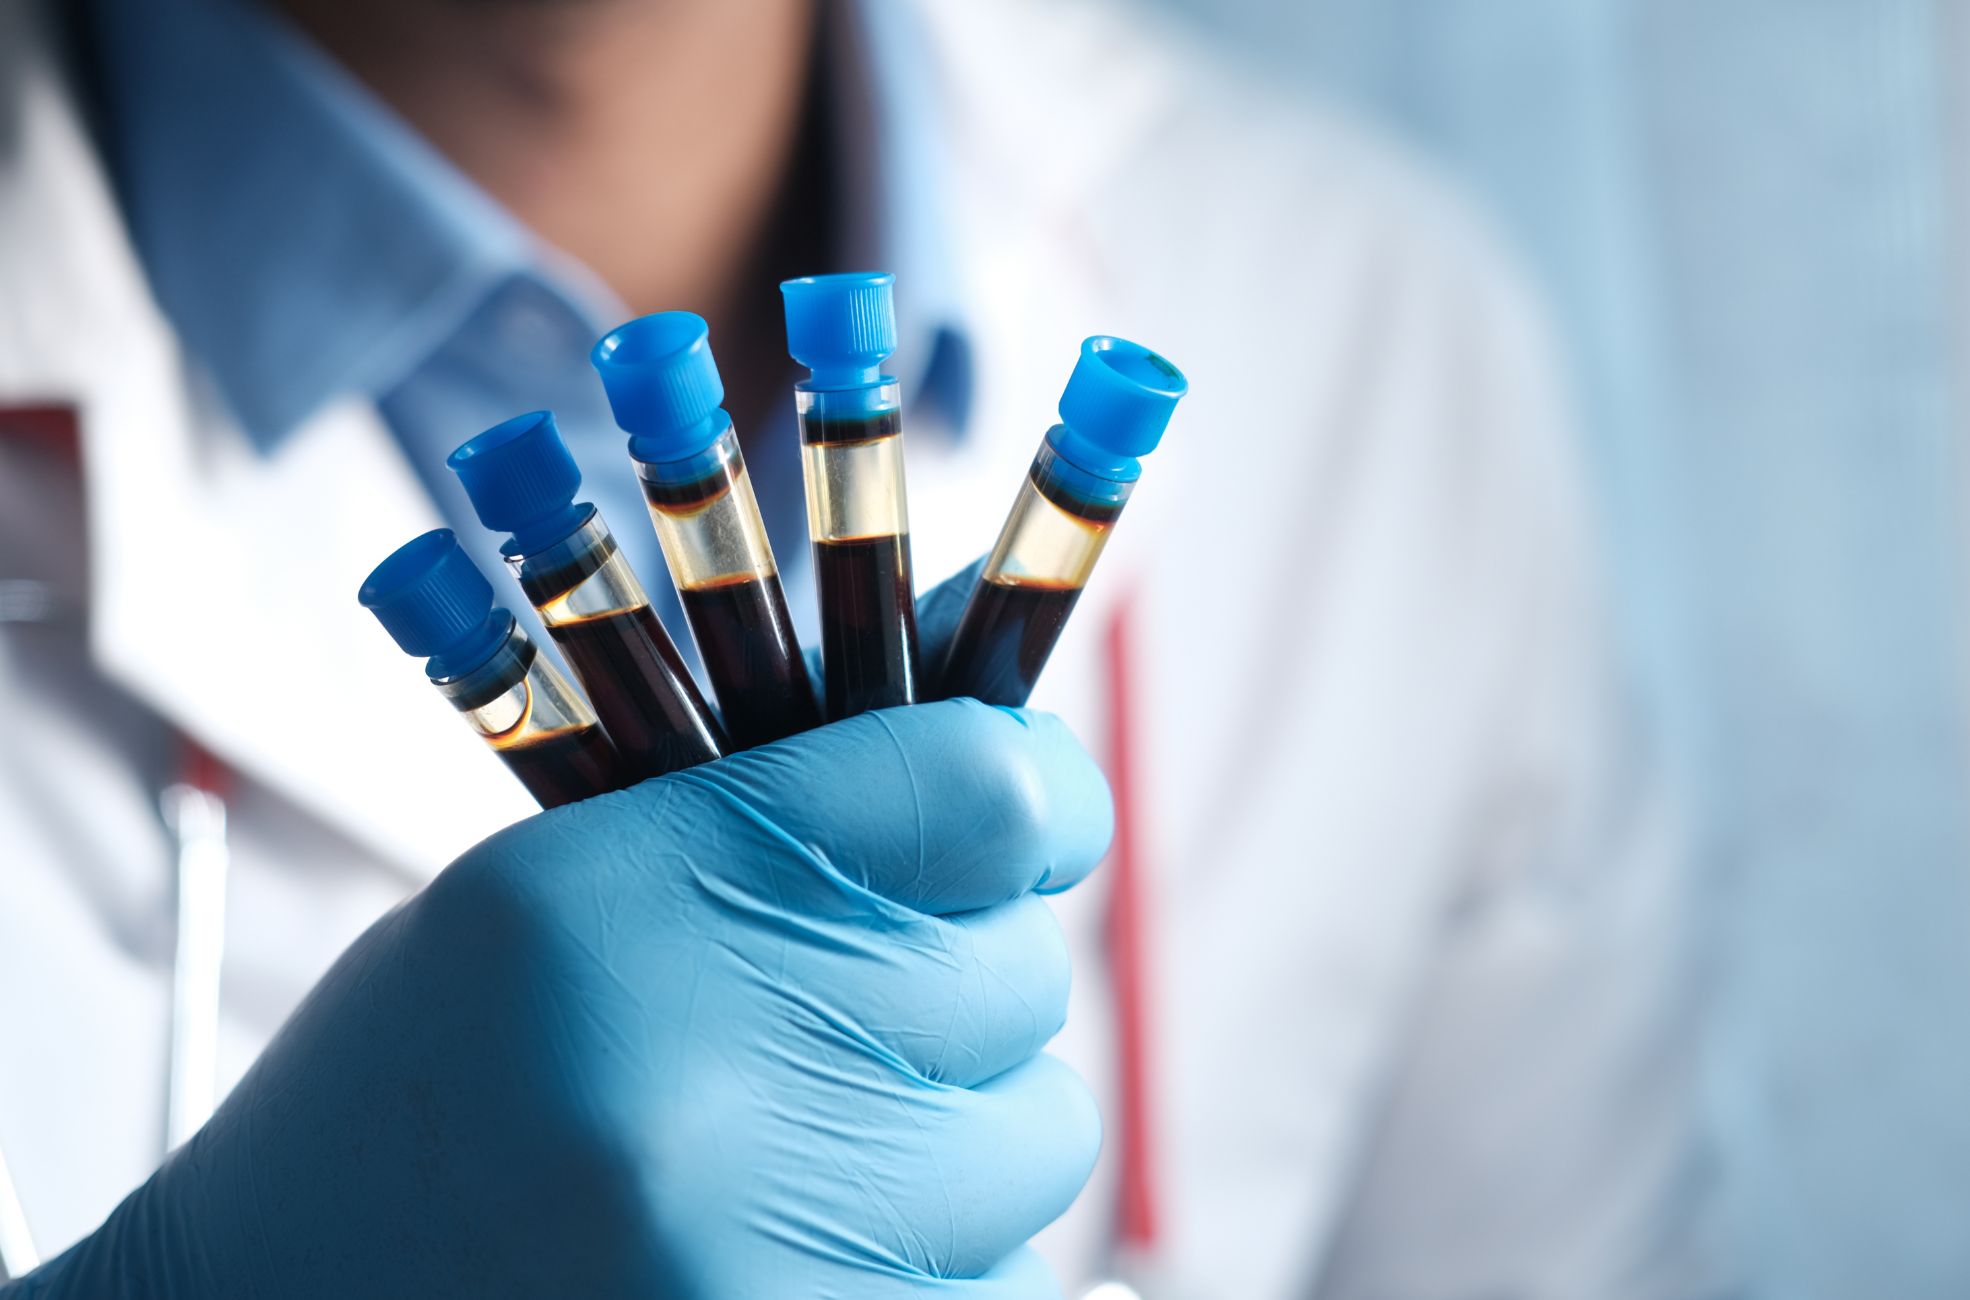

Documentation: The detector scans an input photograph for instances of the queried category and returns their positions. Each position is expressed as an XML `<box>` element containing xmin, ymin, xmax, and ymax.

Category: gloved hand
<box><xmin>12</xmin><ymin>568</ymin><xmax>1110</xmax><ymax>1299</ymax></box>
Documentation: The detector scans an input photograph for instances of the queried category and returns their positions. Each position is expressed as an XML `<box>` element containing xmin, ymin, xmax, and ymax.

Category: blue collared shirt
<box><xmin>85</xmin><ymin>0</ymin><xmax>971</xmax><ymax>664</ymax></box>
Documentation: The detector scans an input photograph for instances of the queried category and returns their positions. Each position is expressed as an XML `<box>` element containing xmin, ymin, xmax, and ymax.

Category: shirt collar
<box><xmin>89</xmin><ymin>0</ymin><xmax>570</xmax><ymax>450</ymax></box>
<box><xmin>89</xmin><ymin>0</ymin><xmax>973</xmax><ymax>454</ymax></box>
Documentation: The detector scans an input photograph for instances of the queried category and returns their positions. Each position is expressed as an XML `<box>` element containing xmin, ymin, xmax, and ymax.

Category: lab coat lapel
<box><xmin>89</xmin><ymin>390</ymin><xmax>536</xmax><ymax>874</ymax></box>
<box><xmin>0</xmin><ymin>7</ymin><xmax>530</xmax><ymax>877</ymax></box>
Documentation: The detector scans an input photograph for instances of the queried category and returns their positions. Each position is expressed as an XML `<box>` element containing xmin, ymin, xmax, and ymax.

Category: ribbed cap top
<box><xmin>1057</xmin><ymin>336</ymin><xmax>1188</xmax><ymax>460</ymax></box>
<box><xmin>358</xmin><ymin>530</ymin><xmax>502</xmax><ymax>671</ymax></box>
<box><xmin>780</xmin><ymin>271</ymin><xmax>897</xmax><ymax>387</ymax></box>
<box><xmin>589</xmin><ymin>312</ymin><xmax>729</xmax><ymax>462</ymax></box>
<box><xmin>446</xmin><ymin>411</ymin><xmax>587</xmax><ymax>553</ymax></box>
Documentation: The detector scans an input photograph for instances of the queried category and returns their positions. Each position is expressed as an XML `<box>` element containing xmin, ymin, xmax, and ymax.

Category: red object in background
<box><xmin>1105</xmin><ymin>593</ymin><xmax>1159</xmax><ymax>1252</ymax></box>
<box><xmin>0</xmin><ymin>403</ymin><xmax>82</xmax><ymax>463</ymax></box>
<box><xmin>1</xmin><ymin>404</ymin><xmax>230</xmax><ymax>798</ymax></box>
<box><xmin>175</xmin><ymin>737</ymin><xmax>231</xmax><ymax>799</ymax></box>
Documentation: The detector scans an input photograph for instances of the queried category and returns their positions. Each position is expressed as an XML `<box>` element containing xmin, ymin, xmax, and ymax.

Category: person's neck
<box><xmin>273</xmin><ymin>0</ymin><xmax>819</xmax><ymax>326</ymax></box>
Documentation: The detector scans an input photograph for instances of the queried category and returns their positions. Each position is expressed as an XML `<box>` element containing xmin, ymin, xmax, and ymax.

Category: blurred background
<box><xmin>1146</xmin><ymin>0</ymin><xmax>1970</xmax><ymax>1294</ymax></box>
<box><xmin>8</xmin><ymin>0</ymin><xmax>1970</xmax><ymax>1293</ymax></box>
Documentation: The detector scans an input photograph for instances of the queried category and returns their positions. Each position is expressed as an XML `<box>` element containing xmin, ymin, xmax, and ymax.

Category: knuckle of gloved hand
<box><xmin>507</xmin><ymin>777</ymin><xmax>690</xmax><ymax>886</ymax></box>
<box><xmin>998</xmin><ymin>896</ymin><xmax>1073</xmax><ymax>1045</ymax></box>
<box><xmin>923</xmin><ymin>898</ymin><xmax>1071</xmax><ymax>1082</ymax></box>
<box><xmin>923</xmin><ymin>1059</ymin><xmax>1099</xmax><ymax>1281</ymax></box>
<box><xmin>415</xmin><ymin>810</ymin><xmax>605</xmax><ymax>964</ymax></box>
<box><xmin>1031</xmin><ymin>911</ymin><xmax>1074</xmax><ymax>1044</ymax></box>
<box><xmin>1026</xmin><ymin>1055</ymin><xmax>1104</xmax><ymax>1191</ymax></box>
<box><xmin>966</xmin><ymin>703</ymin><xmax>1114</xmax><ymax>894</ymax></box>
<box><xmin>938</xmin><ymin>699</ymin><xmax>1064</xmax><ymax>873</ymax></box>
<box><xmin>1014</xmin><ymin>710</ymin><xmax>1113</xmax><ymax>893</ymax></box>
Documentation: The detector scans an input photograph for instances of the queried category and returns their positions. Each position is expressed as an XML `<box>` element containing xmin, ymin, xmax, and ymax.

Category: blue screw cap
<box><xmin>780</xmin><ymin>271</ymin><xmax>897</xmax><ymax>389</ymax></box>
<box><xmin>1052</xmin><ymin>336</ymin><xmax>1188</xmax><ymax>477</ymax></box>
<box><xmin>446</xmin><ymin>410</ymin><xmax>589</xmax><ymax>556</ymax></box>
<box><xmin>358</xmin><ymin>529</ymin><xmax>510</xmax><ymax>679</ymax></box>
<box><xmin>590</xmin><ymin>311</ymin><xmax>730</xmax><ymax>464</ymax></box>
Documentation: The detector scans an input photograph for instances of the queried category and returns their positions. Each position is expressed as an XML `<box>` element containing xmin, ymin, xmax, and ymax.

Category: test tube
<box><xmin>781</xmin><ymin>272</ymin><xmax>920</xmax><ymax>719</ymax></box>
<box><xmin>360</xmin><ymin>529</ymin><xmax>630</xmax><ymax>808</ymax></box>
<box><xmin>447</xmin><ymin>410</ymin><xmax>726</xmax><ymax>779</ymax></box>
<box><xmin>939</xmin><ymin>336</ymin><xmax>1187</xmax><ymax>707</ymax></box>
<box><xmin>591</xmin><ymin>312</ymin><xmax>823</xmax><ymax>749</ymax></box>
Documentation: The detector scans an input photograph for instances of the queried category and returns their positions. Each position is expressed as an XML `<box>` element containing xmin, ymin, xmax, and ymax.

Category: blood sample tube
<box><xmin>590</xmin><ymin>312</ymin><xmax>823</xmax><ymax>749</ymax></box>
<box><xmin>939</xmin><ymin>336</ymin><xmax>1187</xmax><ymax>707</ymax></box>
<box><xmin>447</xmin><ymin>410</ymin><xmax>726</xmax><ymax>779</ymax></box>
<box><xmin>360</xmin><ymin>529</ymin><xmax>630</xmax><ymax>808</ymax></box>
<box><xmin>780</xmin><ymin>272</ymin><xmax>920</xmax><ymax>719</ymax></box>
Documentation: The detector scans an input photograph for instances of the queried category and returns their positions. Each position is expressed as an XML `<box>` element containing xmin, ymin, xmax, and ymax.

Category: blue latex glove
<box><xmin>10</xmin><ymin>566</ymin><xmax>1110</xmax><ymax>1298</ymax></box>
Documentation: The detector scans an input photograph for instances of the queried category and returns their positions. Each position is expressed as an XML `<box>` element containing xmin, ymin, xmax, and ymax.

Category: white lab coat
<box><xmin>0</xmin><ymin>0</ymin><xmax>1720</xmax><ymax>1295</ymax></box>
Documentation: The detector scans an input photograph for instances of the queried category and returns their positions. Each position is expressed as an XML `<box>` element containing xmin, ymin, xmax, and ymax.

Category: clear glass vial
<box><xmin>941</xmin><ymin>336</ymin><xmax>1187</xmax><ymax>706</ymax></box>
<box><xmin>782</xmin><ymin>272</ymin><xmax>920</xmax><ymax>719</ymax></box>
<box><xmin>449</xmin><ymin>410</ymin><xmax>725</xmax><ymax>778</ymax></box>
<box><xmin>592</xmin><ymin>311</ymin><xmax>822</xmax><ymax>748</ymax></box>
<box><xmin>360</xmin><ymin>529</ymin><xmax>628</xmax><ymax>808</ymax></box>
